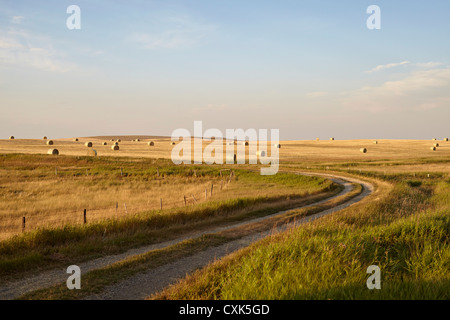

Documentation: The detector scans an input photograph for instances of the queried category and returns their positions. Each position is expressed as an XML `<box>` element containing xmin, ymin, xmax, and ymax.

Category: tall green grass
<box><xmin>155</xmin><ymin>180</ymin><xmax>449</xmax><ymax>300</ymax></box>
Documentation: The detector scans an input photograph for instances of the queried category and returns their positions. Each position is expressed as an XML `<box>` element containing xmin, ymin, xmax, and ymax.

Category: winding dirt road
<box><xmin>0</xmin><ymin>172</ymin><xmax>374</xmax><ymax>300</ymax></box>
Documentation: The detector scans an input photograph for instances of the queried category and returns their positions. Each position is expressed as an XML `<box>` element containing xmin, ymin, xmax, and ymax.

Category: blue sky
<box><xmin>1</xmin><ymin>0</ymin><xmax>449</xmax><ymax>139</ymax></box>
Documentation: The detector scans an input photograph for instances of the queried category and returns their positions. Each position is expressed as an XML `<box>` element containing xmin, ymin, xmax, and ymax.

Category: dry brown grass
<box><xmin>1</xmin><ymin>137</ymin><xmax>449</xmax><ymax>162</ymax></box>
<box><xmin>280</xmin><ymin>139</ymin><xmax>450</xmax><ymax>162</ymax></box>
<box><xmin>0</xmin><ymin>175</ymin><xmax>222</xmax><ymax>240</ymax></box>
<box><xmin>0</xmin><ymin>136</ymin><xmax>449</xmax><ymax>240</ymax></box>
<box><xmin>0</xmin><ymin>161</ymin><xmax>317</xmax><ymax>241</ymax></box>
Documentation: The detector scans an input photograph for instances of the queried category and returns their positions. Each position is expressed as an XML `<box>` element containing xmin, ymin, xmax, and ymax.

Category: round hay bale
<box><xmin>434</xmin><ymin>143</ymin><xmax>439</xmax><ymax>147</ymax></box>
<box><xmin>330</xmin><ymin>137</ymin><xmax>334</xmax><ymax>141</ymax></box>
<box><xmin>135</xmin><ymin>139</ymin><xmax>140</xmax><ymax>142</ymax></box>
<box><xmin>256</xmin><ymin>150</ymin><xmax>266</xmax><ymax>157</ymax></box>
<box><xmin>87</xmin><ymin>149</ymin><xmax>97</xmax><ymax>156</ymax></box>
<box><xmin>148</xmin><ymin>141</ymin><xmax>154</xmax><ymax>146</ymax></box>
<box><xmin>47</xmin><ymin>149</ymin><xmax>59</xmax><ymax>155</ymax></box>
<box><xmin>42</xmin><ymin>136</ymin><xmax>47</xmax><ymax>140</ymax></box>
<box><xmin>111</xmin><ymin>145</ymin><xmax>119</xmax><ymax>151</ymax></box>
<box><xmin>171</xmin><ymin>142</ymin><xmax>176</xmax><ymax>145</ymax></box>
<box><xmin>373</xmin><ymin>141</ymin><xmax>378</xmax><ymax>144</ymax></box>
<box><xmin>117</xmin><ymin>139</ymin><xmax>121</xmax><ymax>142</ymax></box>
<box><xmin>360</xmin><ymin>148</ymin><xmax>367</xmax><ymax>153</ymax></box>
<box><xmin>73</xmin><ymin>138</ymin><xmax>79</xmax><ymax>142</ymax></box>
<box><xmin>444</xmin><ymin>138</ymin><xmax>449</xmax><ymax>142</ymax></box>
<box><xmin>9</xmin><ymin>136</ymin><xmax>14</xmax><ymax>140</ymax></box>
<box><xmin>431</xmin><ymin>146</ymin><xmax>436</xmax><ymax>151</ymax></box>
<box><xmin>103</xmin><ymin>142</ymin><xmax>107</xmax><ymax>146</ymax></box>
<box><xmin>243</xmin><ymin>141</ymin><xmax>249</xmax><ymax>146</ymax></box>
<box><xmin>432</xmin><ymin>138</ymin><xmax>437</xmax><ymax>141</ymax></box>
<box><xmin>113</xmin><ymin>142</ymin><xmax>119</xmax><ymax>146</ymax></box>
<box><xmin>274</xmin><ymin>143</ymin><xmax>281</xmax><ymax>148</ymax></box>
<box><xmin>316</xmin><ymin>138</ymin><xmax>320</xmax><ymax>141</ymax></box>
<box><xmin>85</xmin><ymin>142</ymin><xmax>93</xmax><ymax>148</ymax></box>
<box><xmin>110</xmin><ymin>139</ymin><xmax>114</xmax><ymax>142</ymax></box>
<box><xmin>46</xmin><ymin>140</ymin><xmax>54</xmax><ymax>146</ymax></box>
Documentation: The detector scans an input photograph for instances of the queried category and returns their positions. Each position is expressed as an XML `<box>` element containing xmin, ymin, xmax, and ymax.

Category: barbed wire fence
<box><xmin>2</xmin><ymin>167</ymin><xmax>236</xmax><ymax>237</ymax></box>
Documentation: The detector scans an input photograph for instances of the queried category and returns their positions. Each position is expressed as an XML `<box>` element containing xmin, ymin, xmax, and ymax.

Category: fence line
<box><xmin>15</xmin><ymin>170</ymin><xmax>236</xmax><ymax>234</ymax></box>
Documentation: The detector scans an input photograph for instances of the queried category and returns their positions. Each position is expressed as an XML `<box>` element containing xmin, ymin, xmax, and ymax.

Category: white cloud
<box><xmin>0</xmin><ymin>38</ymin><xmax>24</xmax><ymax>49</ymax></box>
<box><xmin>341</xmin><ymin>66</ymin><xmax>450</xmax><ymax>113</ymax></box>
<box><xmin>11</xmin><ymin>16</ymin><xmax>24</xmax><ymax>24</ymax></box>
<box><xmin>366</xmin><ymin>61</ymin><xmax>410</xmax><ymax>73</ymax></box>
<box><xmin>0</xmin><ymin>28</ymin><xmax>78</xmax><ymax>73</ymax></box>
<box><xmin>130</xmin><ymin>15</ymin><xmax>215</xmax><ymax>50</ymax></box>
<box><xmin>416</xmin><ymin>97</ymin><xmax>450</xmax><ymax>110</ymax></box>
<box><xmin>414</xmin><ymin>62</ymin><xmax>444</xmax><ymax>68</ymax></box>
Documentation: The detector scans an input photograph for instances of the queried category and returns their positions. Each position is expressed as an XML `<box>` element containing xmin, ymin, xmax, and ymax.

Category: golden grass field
<box><xmin>0</xmin><ymin>136</ymin><xmax>449</xmax><ymax>241</ymax></box>
<box><xmin>2</xmin><ymin>136</ymin><xmax>450</xmax><ymax>163</ymax></box>
<box><xmin>1</xmin><ymin>135</ymin><xmax>449</xmax><ymax>301</ymax></box>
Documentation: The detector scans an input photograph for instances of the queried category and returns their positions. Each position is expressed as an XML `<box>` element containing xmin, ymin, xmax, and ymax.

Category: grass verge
<box><xmin>152</xmin><ymin>177</ymin><xmax>449</xmax><ymax>300</ymax></box>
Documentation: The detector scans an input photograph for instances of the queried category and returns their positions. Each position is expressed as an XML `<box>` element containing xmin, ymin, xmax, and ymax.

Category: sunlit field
<box><xmin>0</xmin><ymin>136</ymin><xmax>449</xmax><ymax>300</ymax></box>
<box><xmin>2</xmin><ymin>137</ymin><xmax>450</xmax><ymax>161</ymax></box>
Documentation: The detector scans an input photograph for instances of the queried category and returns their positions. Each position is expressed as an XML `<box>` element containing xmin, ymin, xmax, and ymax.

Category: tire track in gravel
<box><xmin>86</xmin><ymin>173</ymin><xmax>373</xmax><ymax>300</ymax></box>
<box><xmin>0</xmin><ymin>172</ymin><xmax>373</xmax><ymax>300</ymax></box>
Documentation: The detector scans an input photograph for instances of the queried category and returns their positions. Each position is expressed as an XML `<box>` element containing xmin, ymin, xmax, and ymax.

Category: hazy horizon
<box><xmin>1</xmin><ymin>0</ymin><xmax>449</xmax><ymax>140</ymax></box>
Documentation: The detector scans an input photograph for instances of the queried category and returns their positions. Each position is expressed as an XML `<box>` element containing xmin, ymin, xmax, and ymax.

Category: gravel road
<box><xmin>0</xmin><ymin>173</ymin><xmax>373</xmax><ymax>300</ymax></box>
<box><xmin>86</xmin><ymin>174</ymin><xmax>373</xmax><ymax>300</ymax></box>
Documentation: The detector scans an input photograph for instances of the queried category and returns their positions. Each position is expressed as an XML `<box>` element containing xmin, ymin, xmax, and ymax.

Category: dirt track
<box><xmin>0</xmin><ymin>172</ymin><xmax>373</xmax><ymax>300</ymax></box>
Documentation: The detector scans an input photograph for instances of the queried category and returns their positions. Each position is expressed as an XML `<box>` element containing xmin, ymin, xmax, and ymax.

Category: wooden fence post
<box><xmin>205</xmin><ymin>188</ymin><xmax>207</xmax><ymax>200</ymax></box>
<box><xmin>124</xmin><ymin>203</ymin><xmax>128</xmax><ymax>214</ymax></box>
<box><xmin>160</xmin><ymin>198</ymin><xmax>163</xmax><ymax>210</ymax></box>
<box><xmin>184</xmin><ymin>195</ymin><xmax>187</xmax><ymax>206</ymax></box>
<box><xmin>211</xmin><ymin>184</ymin><xmax>213</xmax><ymax>196</ymax></box>
<box><xmin>22</xmin><ymin>216</ymin><xmax>25</xmax><ymax>232</ymax></box>
<box><xmin>120</xmin><ymin>168</ymin><xmax>123</xmax><ymax>177</ymax></box>
<box><xmin>83</xmin><ymin>209</ymin><xmax>87</xmax><ymax>224</ymax></box>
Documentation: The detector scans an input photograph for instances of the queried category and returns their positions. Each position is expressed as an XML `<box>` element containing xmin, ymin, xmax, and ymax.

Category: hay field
<box><xmin>1</xmin><ymin>136</ymin><xmax>449</xmax><ymax>300</ymax></box>
<box><xmin>279</xmin><ymin>139</ymin><xmax>450</xmax><ymax>162</ymax></box>
<box><xmin>0</xmin><ymin>151</ymin><xmax>330</xmax><ymax>241</ymax></box>
<box><xmin>0</xmin><ymin>136</ymin><xmax>449</xmax><ymax>241</ymax></box>
<box><xmin>1</xmin><ymin>136</ymin><xmax>450</xmax><ymax>162</ymax></box>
